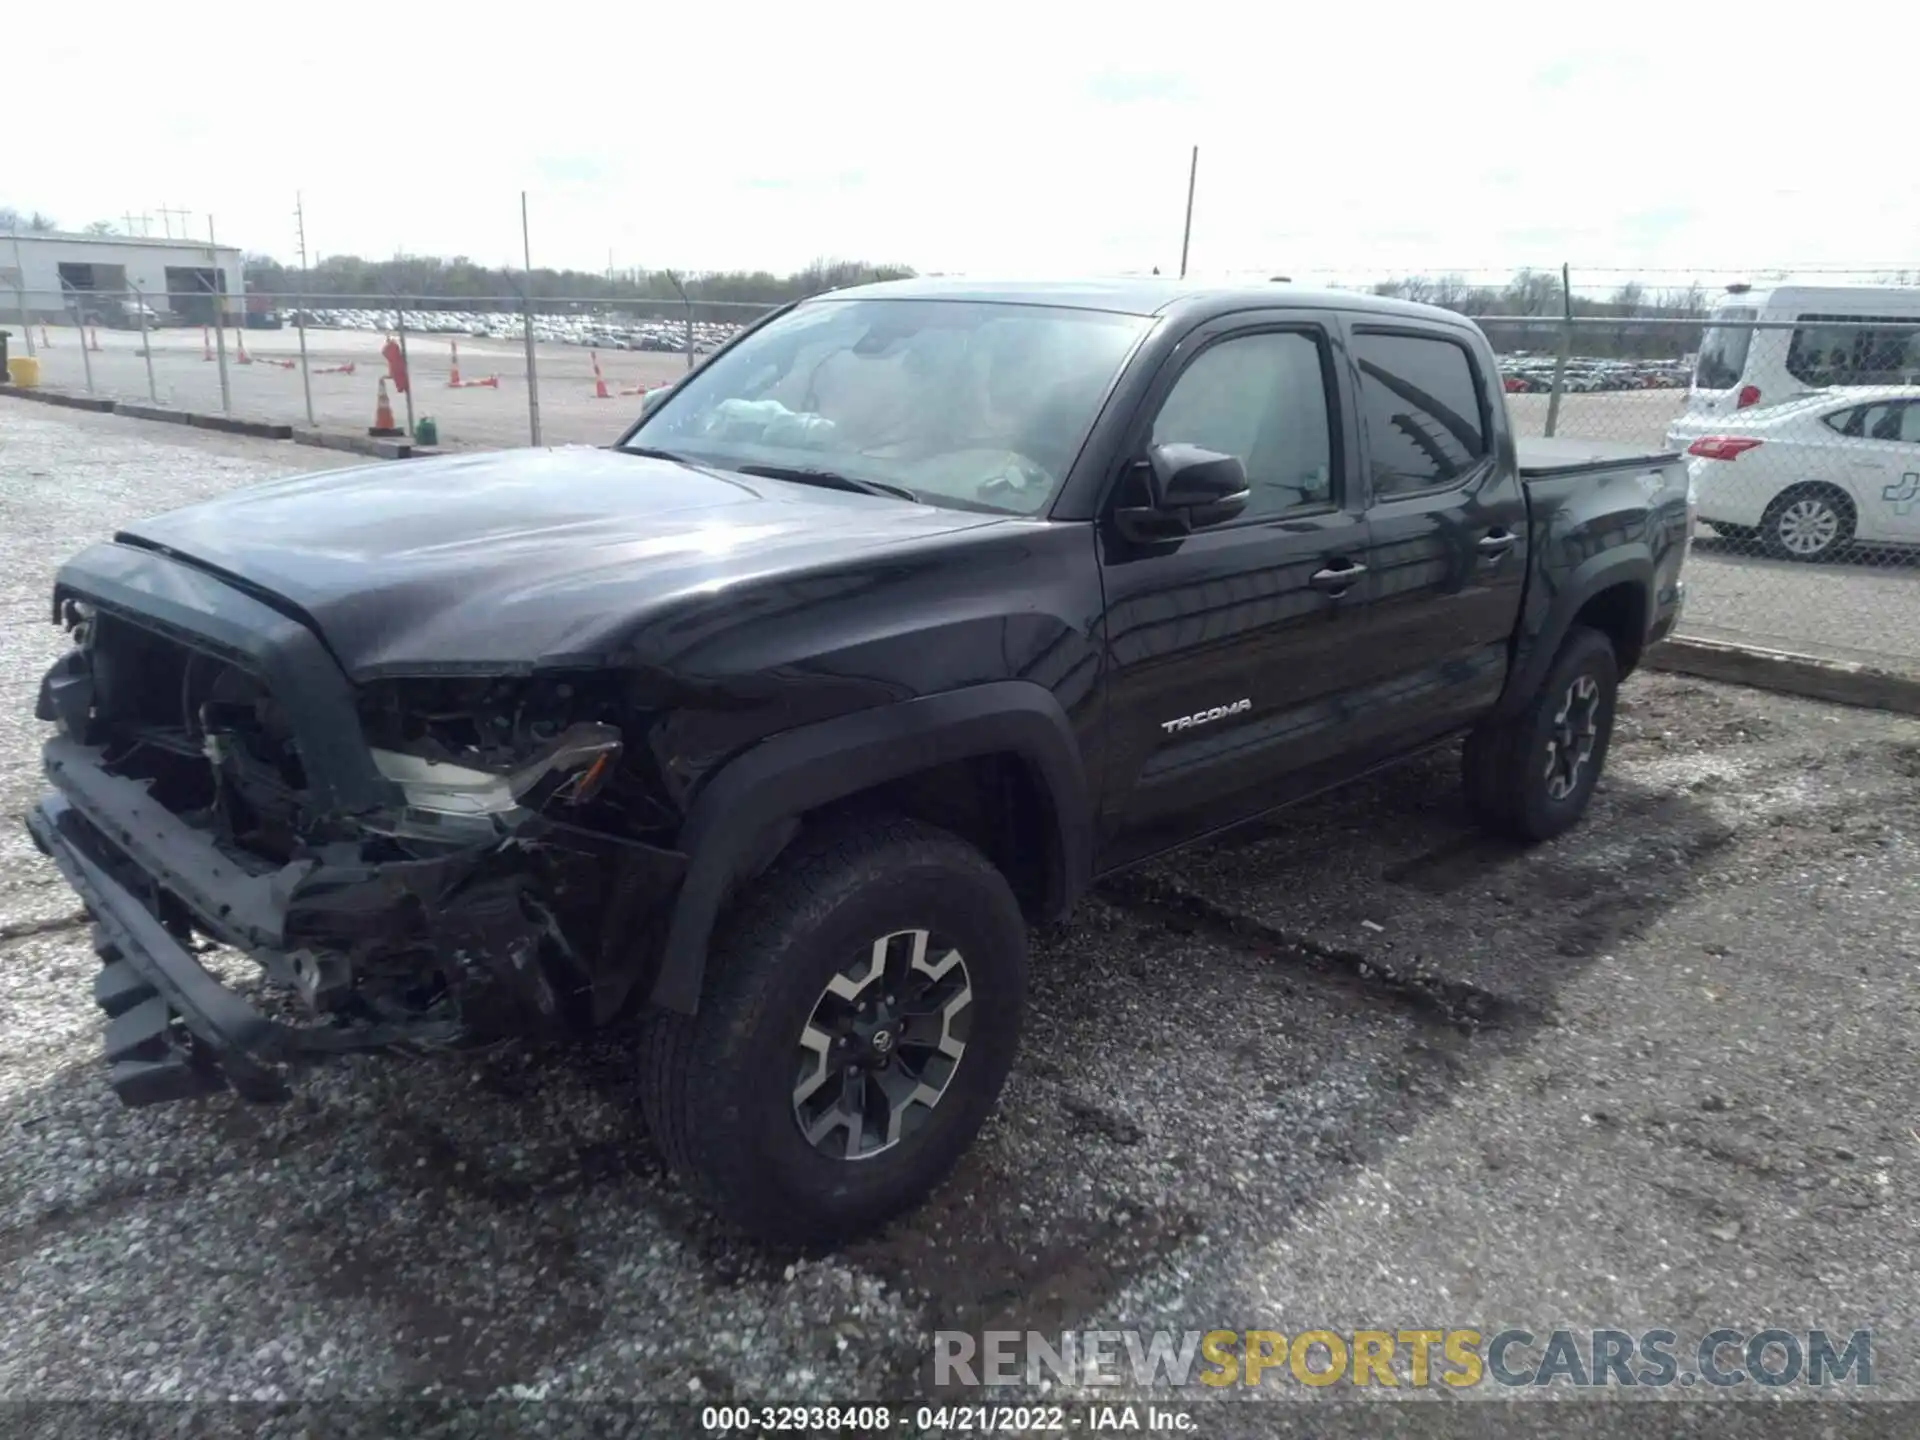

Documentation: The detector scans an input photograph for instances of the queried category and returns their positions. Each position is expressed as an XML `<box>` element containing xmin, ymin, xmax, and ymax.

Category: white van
<box><xmin>1685</xmin><ymin>282</ymin><xmax>1920</xmax><ymax>422</ymax></box>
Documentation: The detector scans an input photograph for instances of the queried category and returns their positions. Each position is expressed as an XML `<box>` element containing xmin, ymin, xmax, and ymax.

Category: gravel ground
<box><xmin>2</xmin><ymin>399</ymin><xmax>1917</xmax><ymax>1429</ymax></box>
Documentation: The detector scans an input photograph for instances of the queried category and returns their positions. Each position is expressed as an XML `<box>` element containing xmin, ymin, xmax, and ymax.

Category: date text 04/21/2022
<box><xmin>697</xmin><ymin>1403</ymin><xmax>1194</xmax><ymax>1431</ymax></box>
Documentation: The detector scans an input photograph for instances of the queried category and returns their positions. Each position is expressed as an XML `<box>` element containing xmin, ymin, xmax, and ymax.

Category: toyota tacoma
<box><xmin>26</xmin><ymin>279</ymin><xmax>1692</xmax><ymax>1244</ymax></box>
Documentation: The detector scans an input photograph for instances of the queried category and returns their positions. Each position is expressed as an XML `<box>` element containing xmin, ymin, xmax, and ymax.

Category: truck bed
<box><xmin>1516</xmin><ymin>437</ymin><xmax>1679</xmax><ymax>478</ymax></box>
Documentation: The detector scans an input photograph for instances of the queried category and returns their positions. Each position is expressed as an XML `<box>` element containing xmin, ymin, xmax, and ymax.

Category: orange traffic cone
<box><xmin>234</xmin><ymin>327</ymin><xmax>252</xmax><ymax>365</ymax></box>
<box><xmin>591</xmin><ymin>351</ymin><xmax>611</xmax><ymax>400</ymax></box>
<box><xmin>368</xmin><ymin>377</ymin><xmax>404</xmax><ymax>437</ymax></box>
<box><xmin>39</xmin><ymin>324</ymin><xmax>52</xmax><ymax>346</ymax></box>
<box><xmin>448</xmin><ymin>340</ymin><xmax>463</xmax><ymax>387</ymax></box>
<box><xmin>87</xmin><ymin>327</ymin><xmax>103</xmax><ymax>353</ymax></box>
<box><xmin>202</xmin><ymin>326</ymin><xmax>214</xmax><ymax>361</ymax></box>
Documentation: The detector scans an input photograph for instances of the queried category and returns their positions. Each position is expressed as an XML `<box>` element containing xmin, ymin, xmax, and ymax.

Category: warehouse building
<box><xmin>2</xmin><ymin>231</ymin><xmax>246</xmax><ymax>327</ymax></box>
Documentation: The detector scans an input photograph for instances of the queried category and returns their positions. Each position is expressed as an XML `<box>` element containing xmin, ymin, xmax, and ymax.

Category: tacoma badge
<box><xmin>1160</xmin><ymin>698</ymin><xmax>1252</xmax><ymax>734</ymax></box>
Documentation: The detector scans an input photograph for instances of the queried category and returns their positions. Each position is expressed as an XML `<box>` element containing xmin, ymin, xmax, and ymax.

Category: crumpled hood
<box><xmin>114</xmin><ymin>446</ymin><xmax>1009</xmax><ymax>678</ymax></box>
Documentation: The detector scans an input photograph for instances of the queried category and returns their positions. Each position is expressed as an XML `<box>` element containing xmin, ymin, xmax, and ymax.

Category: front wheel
<box><xmin>640</xmin><ymin>816</ymin><xmax>1028</xmax><ymax>1247</ymax></box>
<box><xmin>1464</xmin><ymin>625</ymin><xmax>1619</xmax><ymax>842</ymax></box>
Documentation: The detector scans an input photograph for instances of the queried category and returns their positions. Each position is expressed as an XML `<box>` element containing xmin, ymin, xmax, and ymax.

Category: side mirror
<box><xmin>638</xmin><ymin>384</ymin><xmax>674</xmax><ymax>419</ymax></box>
<box><xmin>1113</xmin><ymin>443</ymin><xmax>1250</xmax><ymax>542</ymax></box>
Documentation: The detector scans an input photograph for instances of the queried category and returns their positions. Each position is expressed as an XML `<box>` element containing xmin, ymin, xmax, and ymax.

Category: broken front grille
<box><xmin>79</xmin><ymin>610</ymin><xmax>314</xmax><ymax>863</ymax></box>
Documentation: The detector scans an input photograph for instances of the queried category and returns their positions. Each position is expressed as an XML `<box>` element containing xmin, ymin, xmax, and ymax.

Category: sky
<box><xmin>11</xmin><ymin>1</ymin><xmax>1914</xmax><ymax>290</ymax></box>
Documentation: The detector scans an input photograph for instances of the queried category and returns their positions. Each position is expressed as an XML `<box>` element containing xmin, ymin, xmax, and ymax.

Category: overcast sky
<box><xmin>12</xmin><ymin>2</ymin><xmax>1911</xmax><ymax>288</ymax></box>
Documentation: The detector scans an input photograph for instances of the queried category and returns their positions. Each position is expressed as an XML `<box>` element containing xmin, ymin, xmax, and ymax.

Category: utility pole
<box><xmin>293</xmin><ymin>192</ymin><xmax>315</xmax><ymax>426</ymax></box>
<box><xmin>157</xmin><ymin>203</ymin><xmax>191</xmax><ymax>240</ymax></box>
<box><xmin>521</xmin><ymin>191</ymin><xmax>542</xmax><ymax>446</ymax></box>
<box><xmin>1178</xmin><ymin>145</ymin><xmax>1199</xmax><ymax>280</ymax></box>
<box><xmin>208</xmin><ymin>216</ymin><xmax>231</xmax><ymax>414</ymax></box>
<box><xmin>11</xmin><ymin>228</ymin><xmax>34</xmax><ymax>358</ymax></box>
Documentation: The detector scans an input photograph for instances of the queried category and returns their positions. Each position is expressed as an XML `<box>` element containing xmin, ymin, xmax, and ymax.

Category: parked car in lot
<box><xmin>25</xmin><ymin>279</ymin><xmax>1692</xmax><ymax>1246</ymax></box>
<box><xmin>1497</xmin><ymin>356</ymin><xmax>1688</xmax><ymax>395</ymax></box>
<box><xmin>1670</xmin><ymin>386</ymin><xmax>1920</xmax><ymax>559</ymax></box>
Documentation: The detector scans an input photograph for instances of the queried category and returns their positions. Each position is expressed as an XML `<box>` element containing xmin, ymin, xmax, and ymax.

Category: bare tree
<box><xmin>84</xmin><ymin>220</ymin><xmax>117</xmax><ymax>236</ymax></box>
<box><xmin>1429</xmin><ymin>273</ymin><xmax>1472</xmax><ymax>311</ymax></box>
<box><xmin>1501</xmin><ymin>268</ymin><xmax>1563</xmax><ymax>317</ymax></box>
<box><xmin>27</xmin><ymin>211</ymin><xmax>58</xmax><ymax>233</ymax></box>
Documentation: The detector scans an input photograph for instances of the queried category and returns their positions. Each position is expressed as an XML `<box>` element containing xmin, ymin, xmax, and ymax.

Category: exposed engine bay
<box><xmin>36</xmin><ymin>601</ymin><xmax>687</xmax><ymax>1088</ymax></box>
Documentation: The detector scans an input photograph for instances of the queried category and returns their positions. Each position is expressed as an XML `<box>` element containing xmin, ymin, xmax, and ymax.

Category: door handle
<box><xmin>1477</xmin><ymin>530</ymin><xmax>1517</xmax><ymax>557</ymax></box>
<box><xmin>1309</xmin><ymin>561</ymin><xmax>1367</xmax><ymax>594</ymax></box>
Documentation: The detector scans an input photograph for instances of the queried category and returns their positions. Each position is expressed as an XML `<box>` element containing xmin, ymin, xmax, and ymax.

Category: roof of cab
<box><xmin>808</xmin><ymin>275</ymin><xmax>1474</xmax><ymax>327</ymax></box>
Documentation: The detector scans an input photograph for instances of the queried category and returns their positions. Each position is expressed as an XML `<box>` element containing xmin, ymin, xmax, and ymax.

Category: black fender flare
<box><xmin>1493</xmin><ymin>550</ymin><xmax>1653</xmax><ymax>720</ymax></box>
<box><xmin>647</xmin><ymin>681</ymin><xmax>1091</xmax><ymax>1013</ymax></box>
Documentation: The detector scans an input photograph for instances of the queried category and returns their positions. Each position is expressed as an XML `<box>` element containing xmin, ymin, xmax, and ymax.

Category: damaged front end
<box><xmin>27</xmin><ymin>558</ymin><xmax>687</xmax><ymax>1107</ymax></box>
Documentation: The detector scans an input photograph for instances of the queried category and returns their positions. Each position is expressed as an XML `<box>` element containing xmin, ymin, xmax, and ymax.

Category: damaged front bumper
<box><xmin>26</xmin><ymin>735</ymin><xmax>686</xmax><ymax>1107</ymax></box>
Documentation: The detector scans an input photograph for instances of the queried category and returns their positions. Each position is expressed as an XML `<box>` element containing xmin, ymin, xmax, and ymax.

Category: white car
<box><xmin>1671</xmin><ymin>387</ymin><xmax>1920</xmax><ymax>560</ymax></box>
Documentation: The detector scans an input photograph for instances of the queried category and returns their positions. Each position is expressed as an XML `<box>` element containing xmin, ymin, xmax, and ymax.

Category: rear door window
<box><xmin>1694</xmin><ymin>308</ymin><xmax>1755</xmax><ymax>390</ymax></box>
<box><xmin>1861</xmin><ymin>403</ymin><xmax>1904</xmax><ymax>442</ymax></box>
<box><xmin>1351</xmin><ymin>331</ymin><xmax>1488</xmax><ymax>499</ymax></box>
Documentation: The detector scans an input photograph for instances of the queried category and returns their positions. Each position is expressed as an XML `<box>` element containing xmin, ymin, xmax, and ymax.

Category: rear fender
<box><xmin>1494</xmin><ymin>550</ymin><xmax>1653</xmax><ymax>720</ymax></box>
<box><xmin>648</xmin><ymin>681</ymin><xmax>1090</xmax><ymax>1013</ymax></box>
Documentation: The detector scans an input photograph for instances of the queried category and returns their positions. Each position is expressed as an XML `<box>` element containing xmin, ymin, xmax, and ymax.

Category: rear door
<box><xmin>1840</xmin><ymin>398</ymin><xmax>1920</xmax><ymax>542</ymax></box>
<box><xmin>1095</xmin><ymin>311</ymin><xmax>1372</xmax><ymax>866</ymax></box>
<box><xmin>1347</xmin><ymin>323</ymin><xmax>1529</xmax><ymax>745</ymax></box>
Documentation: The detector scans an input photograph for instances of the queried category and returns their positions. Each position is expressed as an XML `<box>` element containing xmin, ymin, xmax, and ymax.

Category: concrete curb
<box><xmin>186</xmin><ymin>414</ymin><xmax>294</xmax><ymax>440</ymax></box>
<box><xmin>1648</xmin><ymin>636</ymin><xmax>1920</xmax><ymax>717</ymax></box>
<box><xmin>111</xmin><ymin>402</ymin><xmax>197</xmax><ymax>427</ymax></box>
<box><xmin>3</xmin><ymin>383</ymin><xmax>422</xmax><ymax>459</ymax></box>
<box><xmin>0</xmin><ymin>385</ymin><xmax>117</xmax><ymax>413</ymax></box>
<box><xmin>290</xmin><ymin>429</ymin><xmax>414</xmax><ymax>461</ymax></box>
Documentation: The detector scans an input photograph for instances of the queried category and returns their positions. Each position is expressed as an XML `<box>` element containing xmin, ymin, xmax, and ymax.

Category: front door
<box><xmin>1095</xmin><ymin>315</ymin><xmax>1374</xmax><ymax>867</ymax></box>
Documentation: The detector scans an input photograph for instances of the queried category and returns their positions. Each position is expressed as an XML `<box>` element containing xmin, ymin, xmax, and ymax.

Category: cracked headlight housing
<box><xmin>371</xmin><ymin>723</ymin><xmax>622</xmax><ymax>818</ymax></box>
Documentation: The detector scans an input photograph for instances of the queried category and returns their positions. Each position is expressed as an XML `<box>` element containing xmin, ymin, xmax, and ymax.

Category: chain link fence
<box><xmin>1471</xmin><ymin>312</ymin><xmax>1920</xmax><ymax>680</ymax></box>
<box><xmin>5</xmin><ymin>278</ymin><xmax>1917</xmax><ymax>681</ymax></box>
<box><xmin>4</xmin><ymin>286</ymin><xmax>774</xmax><ymax>450</ymax></box>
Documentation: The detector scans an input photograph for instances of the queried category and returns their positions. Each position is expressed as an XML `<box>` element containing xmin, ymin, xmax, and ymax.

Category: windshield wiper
<box><xmin>730</xmin><ymin>463</ymin><xmax>919</xmax><ymax>503</ymax></box>
<box><xmin>617</xmin><ymin>444</ymin><xmax>742</xmax><ymax>483</ymax></box>
<box><xmin>621</xmin><ymin>444</ymin><xmax>701</xmax><ymax>465</ymax></box>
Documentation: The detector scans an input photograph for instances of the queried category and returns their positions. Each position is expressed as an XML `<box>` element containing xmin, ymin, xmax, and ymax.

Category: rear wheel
<box><xmin>1464</xmin><ymin>625</ymin><xmax>1619</xmax><ymax>842</ymax></box>
<box><xmin>1761</xmin><ymin>484</ymin><xmax>1854</xmax><ymax>561</ymax></box>
<box><xmin>640</xmin><ymin>815</ymin><xmax>1027</xmax><ymax>1247</ymax></box>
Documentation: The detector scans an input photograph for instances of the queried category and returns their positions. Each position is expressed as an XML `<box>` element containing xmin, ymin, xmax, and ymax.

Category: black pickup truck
<box><xmin>27</xmin><ymin>279</ymin><xmax>1692</xmax><ymax>1245</ymax></box>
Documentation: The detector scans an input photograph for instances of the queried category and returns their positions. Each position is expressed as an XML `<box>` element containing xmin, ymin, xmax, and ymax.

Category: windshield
<box><xmin>620</xmin><ymin>298</ymin><xmax>1150</xmax><ymax>515</ymax></box>
<box><xmin>1693</xmin><ymin>307</ymin><xmax>1755</xmax><ymax>391</ymax></box>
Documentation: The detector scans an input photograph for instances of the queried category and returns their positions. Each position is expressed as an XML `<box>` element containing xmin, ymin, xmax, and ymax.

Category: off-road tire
<box><xmin>1463</xmin><ymin>625</ymin><xmax>1619</xmax><ymax>842</ymax></box>
<box><xmin>640</xmin><ymin>815</ymin><xmax>1027</xmax><ymax>1247</ymax></box>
